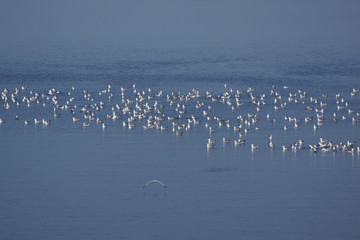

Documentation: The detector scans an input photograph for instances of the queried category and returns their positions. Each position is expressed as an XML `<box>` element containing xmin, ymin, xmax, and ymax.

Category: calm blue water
<box><xmin>1</xmin><ymin>41</ymin><xmax>360</xmax><ymax>240</ymax></box>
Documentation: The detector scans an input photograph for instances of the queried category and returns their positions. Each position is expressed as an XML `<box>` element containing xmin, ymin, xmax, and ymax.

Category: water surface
<box><xmin>1</xmin><ymin>41</ymin><xmax>360</xmax><ymax>240</ymax></box>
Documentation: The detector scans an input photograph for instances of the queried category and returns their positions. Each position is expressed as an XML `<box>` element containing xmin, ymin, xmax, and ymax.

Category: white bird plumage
<box><xmin>143</xmin><ymin>179</ymin><xmax>168</xmax><ymax>189</ymax></box>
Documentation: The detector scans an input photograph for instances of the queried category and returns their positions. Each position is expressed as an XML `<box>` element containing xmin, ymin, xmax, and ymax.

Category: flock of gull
<box><xmin>1</xmin><ymin>84</ymin><xmax>359</xmax><ymax>154</ymax></box>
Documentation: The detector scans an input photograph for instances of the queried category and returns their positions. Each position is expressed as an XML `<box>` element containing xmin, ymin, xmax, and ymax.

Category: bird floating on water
<box><xmin>1</xmin><ymin>84</ymin><xmax>359</xmax><ymax>156</ymax></box>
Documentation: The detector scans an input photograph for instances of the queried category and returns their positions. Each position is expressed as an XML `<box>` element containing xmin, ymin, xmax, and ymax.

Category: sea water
<box><xmin>0</xmin><ymin>40</ymin><xmax>360</xmax><ymax>240</ymax></box>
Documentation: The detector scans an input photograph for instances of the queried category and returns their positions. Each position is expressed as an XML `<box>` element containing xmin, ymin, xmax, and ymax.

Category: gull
<box><xmin>143</xmin><ymin>180</ymin><xmax>167</xmax><ymax>189</ymax></box>
<box><xmin>233</xmin><ymin>126</ymin><xmax>241</xmax><ymax>132</ymax></box>
<box><xmin>282</xmin><ymin>145</ymin><xmax>289</xmax><ymax>151</ymax></box>
<box><xmin>53</xmin><ymin>112</ymin><xmax>61</xmax><ymax>118</ymax></box>
<box><xmin>207</xmin><ymin>142</ymin><xmax>215</xmax><ymax>149</ymax></box>
<box><xmin>43</xmin><ymin>120</ymin><xmax>51</xmax><ymax>126</ymax></box>
<box><xmin>223</xmin><ymin>137</ymin><xmax>230</xmax><ymax>144</ymax></box>
<box><xmin>234</xmin><ymin>139</ymin><xmax>246</xmax><ymax>146</ymax></box>
<box><xmin>305</xmin><ymin>117</ymin><xmax>313</xmax><ymax>122</ymax></box>
<box><xmin>251</xmin><ymin>144</ymin><xmax>259</xmax><ymax>150</ymax></box>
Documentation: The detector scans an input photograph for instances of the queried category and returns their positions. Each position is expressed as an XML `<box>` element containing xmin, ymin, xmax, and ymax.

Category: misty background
<box><xmin>1</xmin><ymin>0</ymin><xmax>359</xmax><ymax>45</ymax></box>
<box><xmin>0</xmin><ymin>0</ymin><xmax>359</xmax><ymax>88</ymax></box>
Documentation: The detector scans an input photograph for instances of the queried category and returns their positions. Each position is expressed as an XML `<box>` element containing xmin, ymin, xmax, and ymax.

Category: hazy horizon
<box><xmin>1</xmin><ymin>0</ymin><xmax>360</xmax><ymax>46</ymax></box>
